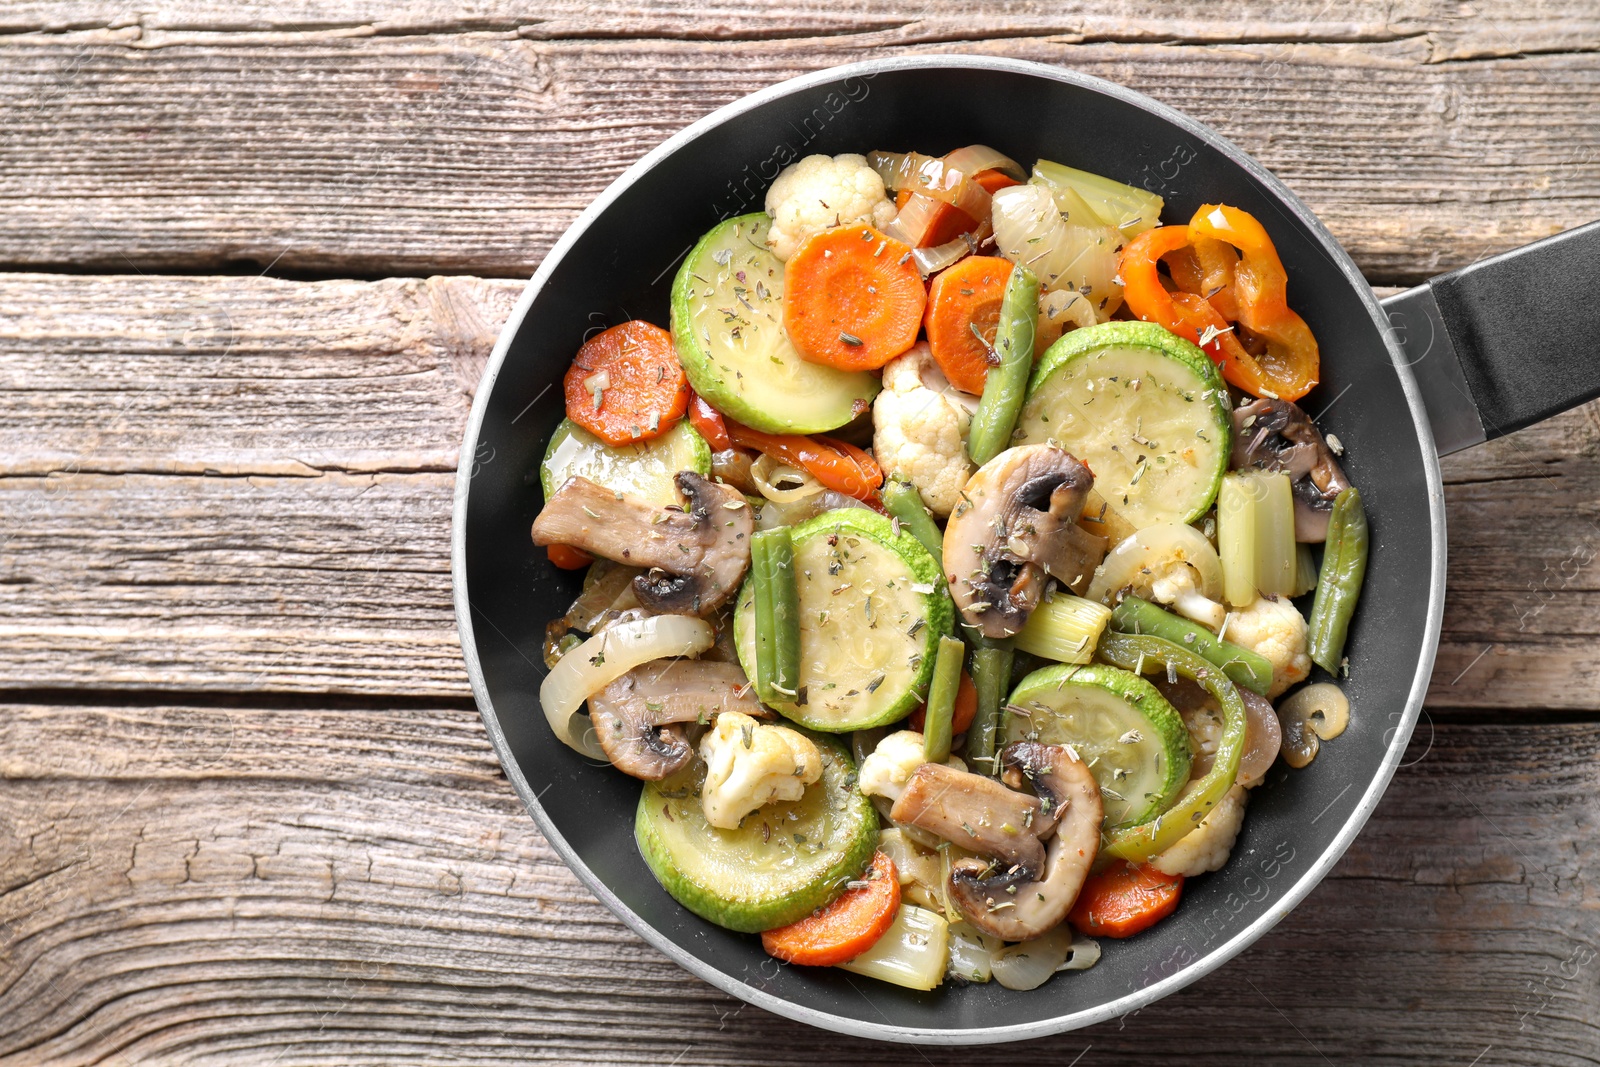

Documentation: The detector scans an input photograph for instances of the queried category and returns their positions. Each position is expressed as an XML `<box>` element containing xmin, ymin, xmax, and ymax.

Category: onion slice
<box><xmin>911</xmin><ymin>219</ymin><xmax>992</xmax><ymax>277</ymax></box>
<box><xmin>751</xmin><ymin>453</ymin><xmax>824</xmax><ymax>503</ymax></box>
<box><xmin>1086</xmin><ymin>523</ymin><xmax>1226</xmax><ymax>607</ymax></box>
<box><xmin>867</xmin><ymin>150</ymin><xmax>992</xmax><ymax>221</ymax></box>
<box><xmin>991</xmin><ymin>924</ymin><xmax>1076</xmax><ymax>990</ymax></box>
<box><xmin>538</xmin><ymin>615</ymin><xmax>714</xmax><ymax>759</ymax></box>
<box><xmin>942</xmin><ymin>144</ymin><xmax>1026</xmax><ymax>182</ymax></box>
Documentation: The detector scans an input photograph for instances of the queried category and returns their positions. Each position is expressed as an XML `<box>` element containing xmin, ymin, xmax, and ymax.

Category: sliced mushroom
<box><xmin>532</xmin><ymin>471</ymin><xmax>753</xmax><ymax>615</ymax></box>
<box><xmin>948</xmin><ymin>742</ymin><xmax>1103</xmax><ymax>941</ymax></box>
<box><xmin>890</xmin><ymin>762</ymin><xmax>1057</xmax><ymax>875</ymax></box>
<box><xmin>1231</xmin><ymin>398</ymin><xmax>1350</xmax><ymax>542</ymax></box>
<box><xmin>943</xmin><ymin>444</ymin><xmax>1107</xmax><ymax>639</ymax></box>
<box><xmin>587</xmin><ymin>659</ymin><xmax>765</xmax><ymax>779</ymax></box>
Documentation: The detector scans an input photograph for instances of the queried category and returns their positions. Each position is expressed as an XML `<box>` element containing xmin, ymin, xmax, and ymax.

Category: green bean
<box><xmin>1308</xmin><ymin>486</ymin><xmax>1368</xmax><ymax>673</ymax></box>
<box><xmin>882</xmin><ymin>475</ymin><xmax>945</xmax><ymax>562</ymax></box>
<box><xmin>964</xmin><ymin>644</ymin><xmax>1014</xmax><ymax>778</ymax></box>
<box><xmin>750</xmin><ymin>527</ymin><xmax>801</xmax><ymax>704</ymax></box>
<box><xmin>1109</xmin><ymin>595</ymin><xmax>1274</xmax><ymax>695</ymax></box>
<box><xmin>1096</xmin><ymin>631</ymin><xmax>1246</xmax><ymax>861</ymax></box>
<box><xmin>921</xmin><ymin>635</ymin><xmax>965</xmax><ymax>763</ymax></box>
<box><xmin>965</xmin><ymin>263</ymin><xmax>1040</xmax><ymax>467</ymax></box>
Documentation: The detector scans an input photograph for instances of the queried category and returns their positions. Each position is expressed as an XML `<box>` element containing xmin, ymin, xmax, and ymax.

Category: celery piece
<box><xmin>836</xmin><ymin>904</ymin><xmax>950</xmax><ymax>990</ymax></box>
<box><xmin>1031</xmin><ymin>159</ymin><xmax>1164</xmax><ymax>239</ymax></box>
<box><xmin>1012</xmin><ymin>592</ymin><xmax>1112</xmax><ymax>664</ymax></box>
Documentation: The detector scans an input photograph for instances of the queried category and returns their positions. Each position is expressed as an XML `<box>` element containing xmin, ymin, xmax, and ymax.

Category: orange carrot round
<box><xmin>909</xmin><ymin>670</ymin><xmax>978</xmax><ymax>734</ymax></box>
<box><xmin>1068</xmin><ymin>860</ymin><xmax>1184</xmax><ymax>938</ymax></box>
<box><xmin>922</xmin><ymin>255</ymin><xmax>1015</xmax><ymax>395</ymax></box>
<box><xmin>546</xmin><ymin>544</ymin><xmax>593</xmax><ymax>570</ymax></box>
<box><xmin>760</xmin><ymin>851</ymin><xmax>900</xmax><ymax>966</ymax></box>
<box><xmin>782</xmin><ymin>225</ymin><xmax>926</xmax><ymax>371</ymax></box>
<box><xmin>562</xmin><ymin>321</ymin><xmax>689</xmax><ymax>447</ymax></box>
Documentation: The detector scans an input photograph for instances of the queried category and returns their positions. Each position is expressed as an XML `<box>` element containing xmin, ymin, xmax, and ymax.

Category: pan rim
<box><xmin>451</xmin><ymin>52</ymin><xmax>1446</xmax><ymax>1045</ymax></box>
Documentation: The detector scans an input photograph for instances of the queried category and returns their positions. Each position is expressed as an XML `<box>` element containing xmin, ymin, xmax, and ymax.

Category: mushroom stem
<box><xmin>947</xmin><ymin>742</ymin><xmax>1103</xmax><ymax>941</ymax></box>
<box><xmin>890</xmin><ymin>762</ymin><xmax>1054</xmax><ymax>875</ymax></box>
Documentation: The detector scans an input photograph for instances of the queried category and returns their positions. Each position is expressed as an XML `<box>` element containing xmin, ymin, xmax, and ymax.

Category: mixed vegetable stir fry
<box><xmin>530</xmin><ymin>144</ymin><xmax>1367</xmax><ymax>992</ymax></box>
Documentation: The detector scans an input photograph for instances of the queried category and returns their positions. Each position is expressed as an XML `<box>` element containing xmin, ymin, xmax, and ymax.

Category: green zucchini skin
<box><xmin>1017</xmin><ymin>320</ymin><xmax>1232</xmax><ymax>528</ymax></box>
<box><xmin>540</xmin><ymin>417</ymin><xmax>710</xmax><ymax>506</ymax></box>
<box><xmin>734</xmin><ymin>508</ymin><xmax>953</xmax><ymax>731</ymax></box>
<box><xmin>634</xmin><ymin>733</ymin><xmax>877</xmax><ymax>933</ymax></box>
<box><xmin>670</xmin><ymin>213</ymin><xmax>879</xmax><ymax>435</ymax></box>
<box><xmin>1004</xmin><ymin>661</ymin><xmax>1192</xmax><ymax>829</ymax></box>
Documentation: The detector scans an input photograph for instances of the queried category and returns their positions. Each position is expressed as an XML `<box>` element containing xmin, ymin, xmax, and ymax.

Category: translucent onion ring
<box><xmin>1085</xmin><ymin>523</ymin><xmax>1225</xmax><ymax>605</ymax></box>
<box><xmin>751</xmin><ymin>453</ymin><xmax>825</xmax><ymax>503</ymax></box>
<box><xmin>942</xmin><ymin>144</ymin><xmax>1027</xmax><ymax>182</ymax></box>
<box><xmin>538</xmin><ymin>615</ymin><xmax>714</xmax><ymax>759</ymax></box>
<box><xmin>867</xmin><ymin>150</ymin><xmax>992</xmax><ymax>221</ymax></box>
<box><xmin>911</xmin><ymin>219</ymin><xmax>993</xmax><ymax>277</ymax></box>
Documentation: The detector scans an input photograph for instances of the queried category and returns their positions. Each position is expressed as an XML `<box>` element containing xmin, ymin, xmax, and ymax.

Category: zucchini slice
<box><xmin>671</xmin><ymin>213</ymin><xmax>879</xmax><ymax>435</ymax></box>
<box><xmin>1015</xmin><ymin>321</ymin><xmax>1232</xmax><ymax>529</ymax></box>
<box><xmin>540</xmin><ymin>417</ymin><xmax>710</xmax><ymax>507</ymax></box>
<box><xmin>734</xmin><ymin>508</ymin><xmax>952</xmax><ymax>731</ymax></box>
<box><xmin>635</xmin><ymin>732</ymin><xmax>878</xmax><ymax>933</ymax></box>
<box><xmin>1003</xmin><ymin>662</ymin><xmax>1192</xmax><ymax>829</ymax></box>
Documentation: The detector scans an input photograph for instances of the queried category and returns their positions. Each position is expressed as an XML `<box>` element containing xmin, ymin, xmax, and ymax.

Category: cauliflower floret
<box><xmin>764</xmin><ymin>153</ymin><xmax>896</xmax><ymax>261</ymax></box>
<box><xmin>1149</xmin><ymin>783</ymin><xmax>1249</xmax><ymax>877</ymax></box>
<box><xmin>872</xmin><ymin>343</ymin><xmax>977</xmax><ymax>517</ymax></box>
<box><xmin>698</xmin><ymin>712</ymin><xmax>821</xmax><ymax>829</ymax></box>
<box><xmin>858</xmin><ymin>729</ymin><xmax>966</xmax><ymax>803</ymax></box>
<box><xmin>1225</xmin><ymin>595</ymin><xmax>1312</xmax><ymax>699</ymax></box>
<box><xmin>1148</xmin><ymin>560</ymin><xmax>1227</xmax><ymax>632</ymax></box>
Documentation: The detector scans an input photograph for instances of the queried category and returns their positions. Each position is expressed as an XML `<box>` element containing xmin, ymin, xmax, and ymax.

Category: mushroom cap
<box><xmin>942</xmin><ymin>444</ymin><xmax>1102</xmax><ymax>639</ymax></box>
<box><xmin>588</xmin><ymin>658</ymin><xmax>765</xmax><ymax>779</ymax></box>
<box><xmin>1231</xmin><ymin>398</ymin><xmax>1350</xmax><ymax>542</ymax></box>
<box><xmin>948</xmin><ymin>741</ymin><xmax>1103</xmax><ymax>941</ymax></box>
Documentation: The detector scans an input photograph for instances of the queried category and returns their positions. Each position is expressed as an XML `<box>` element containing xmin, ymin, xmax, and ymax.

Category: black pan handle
<box><xmin>1379</xmin><ymin>220</ymin><xmax>1600</xmax><ymax>455</ymax></box>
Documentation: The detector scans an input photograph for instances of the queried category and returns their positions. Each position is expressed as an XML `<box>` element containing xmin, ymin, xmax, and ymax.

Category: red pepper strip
<box><xmin>1187</xmin><ymin>204</ymin><xmax>1319</xmax><ymax>400</ymax></box>
<box><xmin>726</xmin><ymin>422</ymin><xmax>884</xmax><ymax>506</ymax></box>
<box><xmin>686</xmin><ymin>392</ymin><xmax>732</xmax><ymax>451</ymax></box>
<box><xmin>547</xmin><ymin>544</ymin><xmax>593</xmax><ymax>570</ymax></box>
<box><xmin>1190</xmin><ymin>235</ymin><xmax>1241</xmax><ymax>321</ymax></box>
<box><xmin>1119</xmin><ymin>225</ymin><xmax>1264</xmax><ymax>390</ymax></box>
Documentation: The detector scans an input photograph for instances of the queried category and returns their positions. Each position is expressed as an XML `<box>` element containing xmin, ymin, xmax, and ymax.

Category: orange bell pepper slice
<box><xmin>1187</xmin><ymin>204</ymin><xmax>1319</xmax><ymax>401</ymax></box>
<box><xmin>1119</xmin><ymin>226</ymin><xmax>1262</xmax><ymax>389</ymax></box>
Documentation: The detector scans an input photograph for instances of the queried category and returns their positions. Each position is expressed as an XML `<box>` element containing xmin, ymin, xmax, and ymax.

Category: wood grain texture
<box><xmin>4</xmin><ymin>0</ymin><xmax>1599</xmax><ymax>57</ymax></box>
<box><xmin>3</xmin><ymin>272</ymin><xmax>1599</xmax><ymax>707</ymax></box>
<box><xmin>0</xmin><ymin>29</ymin><xmax>1596</xmax><ymax>283</ymax></box>
<box><xmin>0</xmin><ymin>702</ymin><xmax>1595</xmax><ymax>1064</ymax></box>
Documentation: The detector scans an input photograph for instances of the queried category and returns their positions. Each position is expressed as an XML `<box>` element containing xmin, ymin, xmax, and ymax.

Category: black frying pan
<box><xmin>451</xmin><ymin>55</ymin><xmax>1600</xmax><ymax>1043</ymax></box>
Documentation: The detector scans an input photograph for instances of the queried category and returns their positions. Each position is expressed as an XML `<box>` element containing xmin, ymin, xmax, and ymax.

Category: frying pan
<box><xmin>451</xmin><ymin>55</ymin><xmax>1600</xmax><ymax>1043</ymax></box>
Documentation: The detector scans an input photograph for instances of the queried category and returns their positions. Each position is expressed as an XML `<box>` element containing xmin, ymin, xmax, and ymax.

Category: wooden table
<box><xmin>1</xmin><ymin>4</ymin><xmax>1597</xmax><ymax>1063</ymax></box>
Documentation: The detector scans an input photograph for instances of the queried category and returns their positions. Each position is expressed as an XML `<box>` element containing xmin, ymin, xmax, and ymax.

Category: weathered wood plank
<box><xmin>0</xmin><ymin>703</ymin><xmax>1594</xmax><ymax>1063</ymax></box>
<box><xmin>3</xmin><ymin>272</ymin><xmax>1600</xmax><ymax>706</ymax></box>
<box><xmin>0</xmin><ymin>273</ymin><xmax>522</xmax><ymax>477</ymax></box>
<box><xmin>4</xmin><ymin>0</ymin><xmax>1598</xmax><ymax>58</ymax></box>
<box><xmin>0</xmin><ymin>32</ymin><xmax>1595</xmax><ymax>283</ymax></box>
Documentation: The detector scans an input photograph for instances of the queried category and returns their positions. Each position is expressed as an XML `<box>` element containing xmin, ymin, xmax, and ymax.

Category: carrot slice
<box><xmin>726</xmin><ymin>422</ymin><xmax>884</xmax><ymax>504</ymax></box>
<box><xmin>761</xmin><ymin>851</ymin><xmax>900</xmax><ymax>966</ymax></box>
<box><xmin>782</xmin><ymin>225</ymin><xmax>926</xmax><ymax>371</ymax></box>
<box><xmin>546</xmin><ymin>544</ymin><xmax>593</xmax><ymax>570</ymax></box>
<box><xmin>908</xmin><ymin>670</ymin><xmax>978</xmax><ymax>734</ymax></box>
<box><xmin>894</xmin><ymin>169</ymin><xmax>1020</xmax><ymax>248</ymax></box>
<box><xmin>1068</xmin><ymin>861</ymin><xmax>1184</xmax><ymax>938</ymax></box>
<box><xmin>922</xmin><ymin>255</ymin><xmax>1015</xmax><ymax>395</ymax></box>
<box><xmin>686</xmin><ymin>392</ymin><xmax>732</xmax><ymax>451</ymax></box>
<box><xmin>562</xmin><ymin>321</ymin><xmax>690</xmax><ymax>447</ymax></box>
